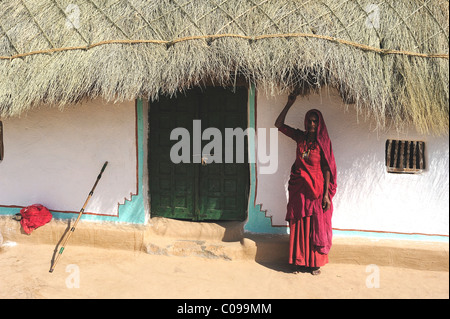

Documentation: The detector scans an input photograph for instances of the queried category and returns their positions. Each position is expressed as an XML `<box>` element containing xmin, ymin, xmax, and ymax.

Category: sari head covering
<box><xmin>304</xmin><ymin>109</ymin><xmax>337</xmax><ymax>254</ymax></box>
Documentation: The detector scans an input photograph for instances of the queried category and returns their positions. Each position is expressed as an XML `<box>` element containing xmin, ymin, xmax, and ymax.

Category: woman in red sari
<box><xmin>275</xmin><ymin>93</ymin><xmax>337</xmax><ymax>275</ymax></box>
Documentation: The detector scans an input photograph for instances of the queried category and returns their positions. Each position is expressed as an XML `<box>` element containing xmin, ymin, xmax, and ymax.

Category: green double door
<box><xmin>149</xmin><ymin>87</ymin><xmax>249</xmax><ymax>221</ymax></box>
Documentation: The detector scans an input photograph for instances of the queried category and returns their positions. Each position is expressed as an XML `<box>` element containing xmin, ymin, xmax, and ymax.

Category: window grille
<box><xmin>385</xmin><ymin>139</ymin><xmax>425</xmax><ymax>173</ymax></box>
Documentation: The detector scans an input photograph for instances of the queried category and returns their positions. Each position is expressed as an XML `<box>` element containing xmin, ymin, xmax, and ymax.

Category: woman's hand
<box><xmin>322</xmin><ymin>194</ymin><xmax>331</xmax><ymax>211</ymax></box>
<box><xmin>275</xmin><ymin>91</ymin><xmax>298</xmax><ymax>128</ymax></box>
<box><xmin>287</xmin><ymin>88</ymin><xmax>301</xmax><ymax>104</ymax></box>
<box><xmin>287</xmin><ymin>93</ymin><xmax>297</xmax><ymax>104</ymax></box>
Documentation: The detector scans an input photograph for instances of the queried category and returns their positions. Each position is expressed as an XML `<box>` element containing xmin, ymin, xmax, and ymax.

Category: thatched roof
<box><xmin>0</xmin><ymin>0</ymin><xmax>448</xmax><ymax>134</ymax></box>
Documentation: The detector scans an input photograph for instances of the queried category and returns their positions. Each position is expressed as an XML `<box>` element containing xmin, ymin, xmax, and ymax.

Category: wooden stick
<box><xmin>49</xmin><ymin>161</ymin><xmax>108</xmax><ymax>273</ymax></box>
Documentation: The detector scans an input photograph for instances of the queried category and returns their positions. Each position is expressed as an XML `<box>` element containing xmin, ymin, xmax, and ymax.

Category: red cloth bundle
<box><xmin>19</xmin><ymin>204</ymin><xmax>52</xmax><ymax>234</ymax></box>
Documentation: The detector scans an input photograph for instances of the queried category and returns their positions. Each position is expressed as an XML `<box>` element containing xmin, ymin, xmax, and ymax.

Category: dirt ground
<box><xmin>0</xmin><ymin>241</ymin><xmax>448</xmax><ymax>299</ymax></box>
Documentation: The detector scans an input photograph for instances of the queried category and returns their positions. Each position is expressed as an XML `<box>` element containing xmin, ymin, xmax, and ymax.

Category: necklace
<box><xmin>301</xmin><ymin>139</ymin><xmax>317</xmax><ymax>160</ymax></box>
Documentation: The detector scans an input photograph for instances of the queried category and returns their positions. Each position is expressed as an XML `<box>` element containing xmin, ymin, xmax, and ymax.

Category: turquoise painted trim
<box><xmin>244</xmin><ymin>84</ymin><xmax>287</xmax><ymax>234</ymax></box>
<box><xmin>0</xmin><ymin>207</ymin><xmax>21</xmax><ymax>216</ymax></box>
<box><xmin>0</xmin><ymin>100</ymin><xmax>146</xmax><ymax>224</ymax></box>
<box><xmin>115</xmin><ymin>99</ymin><xmax>146</xmax><ymax>224</ymax></box>
<box><xmin>53</xmin><ymin>100</ymin><xmax>146</xmax><ymax>223</ymax></box>
<box><xmin>239</xmin><ymin>87</ymin><xmax>449</xmax><ymax>241</ymax></box>
<box><xmin>333</xmin><ymin>229</ymin><xmax>449</xmax><ymax>243</ymax></box>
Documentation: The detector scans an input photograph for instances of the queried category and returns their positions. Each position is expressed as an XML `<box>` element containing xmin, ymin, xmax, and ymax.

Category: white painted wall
<box><xmin>0</xmin><ymin>99</ymin><xmax>137</xmax><ymax>216</ymax></box>
<box><xmin>256</xmin><ymin>88</ymin><xmax>449</xmax><ymax>236</ymax></box>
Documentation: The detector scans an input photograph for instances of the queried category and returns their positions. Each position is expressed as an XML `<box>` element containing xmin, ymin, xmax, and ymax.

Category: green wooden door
<box><xmin>149</xmin><ymin>87</ymin><xmax>249</xmax><ymax>221</ymax></box>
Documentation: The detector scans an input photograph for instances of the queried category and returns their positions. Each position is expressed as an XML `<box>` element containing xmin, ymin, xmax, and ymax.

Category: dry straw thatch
<box><xmin>0</xmin><ymin>0</ymin><xmax>448</xmax><ymax>134</ymax></box>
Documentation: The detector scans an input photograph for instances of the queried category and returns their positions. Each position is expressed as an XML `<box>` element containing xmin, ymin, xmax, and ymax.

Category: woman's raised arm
<box><xmin>274</xmin><ymin>93</ymin><xmax>298</xmax><ymax>128</ymax></box>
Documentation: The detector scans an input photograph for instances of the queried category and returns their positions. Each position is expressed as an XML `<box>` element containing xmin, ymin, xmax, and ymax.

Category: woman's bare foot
<box><xmin>310</xmin><ymin>267</ymin><xmax>321</xmax><ymax>275</ymax></box>
<box><xmin>293</xmin><ymin>266</ymin><xmax>307</xmax><ymax>274</ymax></box>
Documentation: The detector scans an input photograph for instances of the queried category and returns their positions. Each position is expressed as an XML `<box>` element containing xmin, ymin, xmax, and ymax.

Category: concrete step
<box><xmin>144</xmin><ymin>237</ymin><xmax>257</xmax><ymax>261</ymax></box>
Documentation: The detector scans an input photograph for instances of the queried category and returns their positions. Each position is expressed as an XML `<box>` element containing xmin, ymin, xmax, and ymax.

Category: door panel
<box><xmin>198</xmin><ymin>87</ymin><xmax>248</xmax><ymax>221</ymax></box>
<box><xmin>149</xmin><ymin>92</ymin><xmax>198</xmax><ymax>220</ymax></box>
<box><xmin>149</xmin><ymin>87</ymin><xmax>249</xmax><ymax>221</ymax></box>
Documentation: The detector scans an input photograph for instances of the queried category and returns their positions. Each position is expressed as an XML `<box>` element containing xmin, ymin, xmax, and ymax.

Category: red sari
<box><xmin>279</xmin><ymin>109</ymin><xmax>337</xmax><ymax>267</ymax></box>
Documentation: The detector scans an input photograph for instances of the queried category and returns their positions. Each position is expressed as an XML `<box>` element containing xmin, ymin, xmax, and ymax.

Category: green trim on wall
<box><xmin>244</xmin><ymin>84</ymin><xmax>287</xmax><ymax>234</ymax></box>
<box><xmin>115</xmin><ymin>99</ymin><xmax>146</xmax><ymax>223</ymax></box>
<box><xmin>0</xmin><ymin>99</ymin><xmax>146</xmax><ymax>224</ymax></box>
<box><xmin>0</xmin><ymin>206</ymin><xmax>21</xmax><ymax>216</ymax></box>
<box><xmin>79</xmin><ymin>98</ymin><xmax>146</xmax><ymax>223</ymax></box>
<box><xmin>52</xmin><ymin>99</ymin><xmax>146</xmax><ymax>223</ymax></box>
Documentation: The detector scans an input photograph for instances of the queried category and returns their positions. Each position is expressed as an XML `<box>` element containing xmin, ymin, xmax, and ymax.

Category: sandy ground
<box><xmin>0</xmin><ymin>242</ymin><xmax>448</xmax><ymax>299</ymax></box>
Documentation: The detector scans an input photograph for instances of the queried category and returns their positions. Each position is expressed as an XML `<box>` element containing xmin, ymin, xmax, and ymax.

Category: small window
<box><xmin>0</xmin><ymin>121</ymin><xmax>3</xmax><ymax>162</ymax></box>
<box><xmin>385</xmin><ymin>139</ymin><xmax>425</xmax><ymax>174</ymax></box>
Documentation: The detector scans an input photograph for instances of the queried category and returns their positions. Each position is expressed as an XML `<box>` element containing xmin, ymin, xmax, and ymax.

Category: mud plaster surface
<box><xmin>0</xmin><ymin>242</ymin><xmax>448</xmax><ymax>299</ymax></box>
